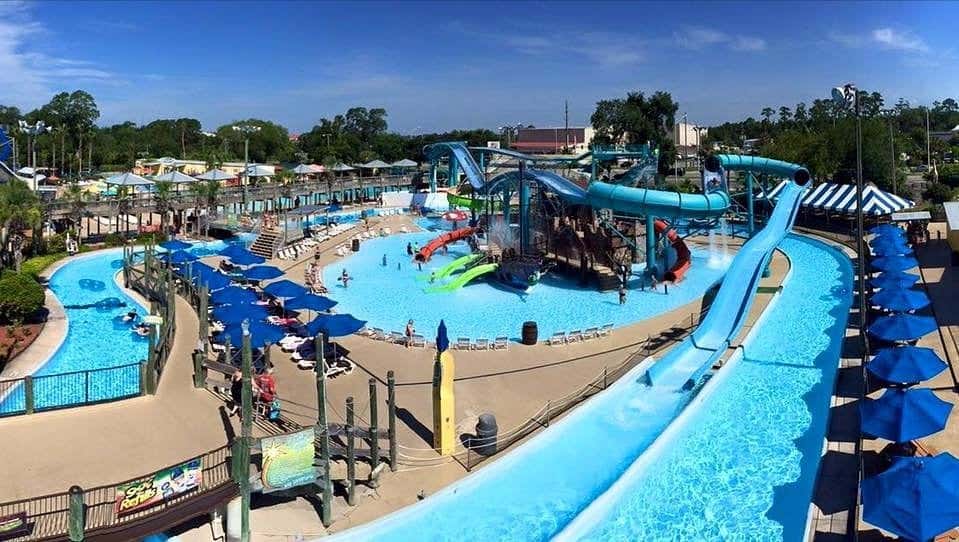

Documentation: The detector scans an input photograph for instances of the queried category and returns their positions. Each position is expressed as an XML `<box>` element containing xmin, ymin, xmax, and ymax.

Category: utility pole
<box><xmin>926</xmin><ymin>107</ymin><xmax>931</xmax><ymax>173</ymax></box>
<box><xmin>889</xmin><ymin>119</ymin><xmax>897</xmax><ymax>195</ymax></box>
<box><xmin>564</xmin><ymin>99</ymin><xmax>569</xmax><ymax>152</ymax></box>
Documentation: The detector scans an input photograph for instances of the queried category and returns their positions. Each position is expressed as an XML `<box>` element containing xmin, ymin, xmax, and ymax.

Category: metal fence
<box><xmin>0</xmin><ymin>363</ymin><xmax>143</xmax><ymax>417</ymax></box>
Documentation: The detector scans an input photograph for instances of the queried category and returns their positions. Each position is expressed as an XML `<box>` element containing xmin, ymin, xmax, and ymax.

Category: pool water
<box><xmin>0</xmin><ymin>235</ymin><xmax>254</xmax><ymax>413</ymax></box>
<box><xmin>324</xmin><ymin>234</ymin><xmax>852</xmax><ymax>542</ymax></box>
<box><xmin>322</xmin><ymin>230</ymin><xmax>731</xmax><ymax>340</ymax></box>
<box><xmin>560</xmin><ymin>235</ymin><xmax>853</xmax><ymax>541</ymax></box>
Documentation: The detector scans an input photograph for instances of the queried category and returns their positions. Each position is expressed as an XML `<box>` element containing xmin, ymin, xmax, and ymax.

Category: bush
<box><xmin>46</xmin><ymin>233</ymin><xmax>67</xmax><ymax>254</ymax></box>
<box><xmin>20</xmin><ymin>253</ymin><xmax>67</xmax><ymax>279</ymax></box>
<box><xmin>939</xmin><ymin>164</ymin><xmax>959</xmax><ymax>187</ymax></box>
<box><xmin>923</xmin><ymin>183</ymin><xmax>956</xmax><ymax>205</ymax></box>
<box><xmin>0</xmin><ymin>273</ymin><xmax>45</xmax><ymax>323</ymax></box>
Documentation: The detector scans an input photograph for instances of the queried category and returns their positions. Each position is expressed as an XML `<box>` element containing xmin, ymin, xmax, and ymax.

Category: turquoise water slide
<box><xmin>427</xmin><ymin>263</ymin><xmax>498</xmax><ymax>292</ymax></box>
<box><xmin>586</xmin><ymin>180</ymin><xmax>730</xmax><ymax>219</ymax></box>
<box><xmin>644</xmin><ymin>156</ymin><xmax>810</xmax><ymax>388</ymax></box>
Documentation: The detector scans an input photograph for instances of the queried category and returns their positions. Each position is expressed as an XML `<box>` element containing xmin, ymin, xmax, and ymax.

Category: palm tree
<box><xmin>0</xmin><ymin>179</ymin><xmax>42</xmax><ymax>271</ymax></box>
<box><xmin>189</xmin><ymin>181</ymin><xmax>220</xmax><ymax>237</ymax></box>
<box><xmin>63</xmin><ymin>182</ymin><xmax>87</xmax><ymax>240</ymax></box>
<box><xmin>154</xmin><ymin>180</ymin><xmax>174</xmax><ymax>234</ymax></box>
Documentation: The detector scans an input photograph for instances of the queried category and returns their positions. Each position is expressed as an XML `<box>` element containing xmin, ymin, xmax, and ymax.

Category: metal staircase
<box><xmin>250</xmin><ymin>229</ymin><xmax>282</xmax><ymax>259</ymax></box>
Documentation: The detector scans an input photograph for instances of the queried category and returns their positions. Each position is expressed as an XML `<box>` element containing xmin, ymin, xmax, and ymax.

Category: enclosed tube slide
<box><xmin>415</xmin><ymin>227</ymin><xmax>476</xmax><ymax>262</ymax></box>
<box><xmin>644</xmin><ymin>155</ymin><xmax>810</xmax><ymax>388</ymax></box>
<box><xmin>656</xmin><ymin>220</ymin><xmax>691</xmax><ymax>282</ymax></box>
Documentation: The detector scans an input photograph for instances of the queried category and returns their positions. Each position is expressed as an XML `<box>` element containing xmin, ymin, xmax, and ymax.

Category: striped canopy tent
<box><xmin>759</xmin><ymin>181</ymin><xmax>914</xmax><ymax>216</ymax></box>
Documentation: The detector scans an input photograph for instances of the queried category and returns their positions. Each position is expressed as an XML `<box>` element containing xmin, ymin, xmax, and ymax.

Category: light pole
<box><xmin>232</xmin><ymin>124</ymin><xmax>261</xmax><ymax>213</ymax></box>
<box><xmin>832</xmin><ymin>83</ymin><xmax>867</xmax><ymax>355</ymax></box>
<box><xmin>18</xmin><ymin>120</ymin><xmax>49</xmax><ymax>190</ymax></box>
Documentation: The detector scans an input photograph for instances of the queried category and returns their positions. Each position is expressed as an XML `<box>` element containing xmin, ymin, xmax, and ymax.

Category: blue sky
<box><xmin>2</xmin><ymin>1</ymin><xmax>956</xmax><ymax>133</ymax></box>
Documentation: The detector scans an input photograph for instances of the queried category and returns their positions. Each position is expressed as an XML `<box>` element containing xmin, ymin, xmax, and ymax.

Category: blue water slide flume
<box><xmin>323</xmin><ymin>156</ymin><xmax>809</xmax><ymax>542</ymax></box>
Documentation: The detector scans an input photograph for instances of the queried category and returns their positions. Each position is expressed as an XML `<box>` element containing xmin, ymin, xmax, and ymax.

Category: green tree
<box><xmin>0</xmin><ymin>179</ymin><xmax>41</xmax><ymax>270</ymax></box>
<box><xmin>923</xmin><ymin>183</ymin><xmax>955</xmax><ymax>204</ymax></box>
<box><xmin>153</xmin><ymin>180</ymin><xmax>175</xmax><ymax>232</ymax></box>
<box><xmin>778</xmin><ymin>106</ymin><xmax>791</xmax><ymax>126</ymax></box>
<box><xmin>0</xmin><ymin>272</ymin><xmax>45</xmax><ymax>323</ymax></box>
<box><xmin>63</xmin><ymin>182</ymin><xmax>87</xmax><ymax>238</ymax></box>
<box><xmin>215</xmin><ymin>119</ymin><xmax>293</xmax><ymax>163</ymax></box>
<box><xmin>590</xmin><ymin>90</ymin><xmax>679</xmax><ymax>174</ymax></box>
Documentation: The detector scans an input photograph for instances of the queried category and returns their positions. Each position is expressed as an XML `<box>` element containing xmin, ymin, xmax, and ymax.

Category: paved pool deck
<box><xmin>0</xmin><ymin>213</ymin><xmax>790</xmax><ymax>542</ymax></box>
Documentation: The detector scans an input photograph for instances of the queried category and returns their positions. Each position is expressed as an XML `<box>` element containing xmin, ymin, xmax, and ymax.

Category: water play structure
<box><xmin>328</xmin><ymin>149</ymin><xmax>827</xmax><ymax>541</ymax></box>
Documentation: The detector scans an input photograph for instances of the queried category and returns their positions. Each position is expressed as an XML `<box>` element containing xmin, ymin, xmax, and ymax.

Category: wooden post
<box><xmin>24</xmin><ymin>375</ymin><xmax>34</xmax><ymax>414</ymax></box>
<box><xmin>198</xmin><ymin>284</ymin><xmax>209</xmax><ymax>355</ymax></box>
<box><xmin>193</xmin><ymin>351</ymin><xmax>205</xmax><ymax>388</ymax></box>
<box><xmin>139</xmin><ymin>361</ymin><xmax>148</xmax><ymax>396</ymax></box>
<box><xmin>146</xmin><ymin>324</ymin><xmax>157</xmax><ymax>394</ymax></box>
<box><xmin>240</xmin><ymin>327</ymin><xmax>253</xmax><ymax>542</ymax></box>
<box><xmin>387</xmin><ymin>370</ymin><xmax>396</xmax><ymax>471</ymax></box>
<box><xmin>314</xmin><ymin>334</ymin><xmax>332</xmax><ymax>526</ymax></box>
<box><xmin>68</xmin><ymin>485</ymin><xmax>85</xmax><ymax>541</ymax></box>
<box><xmin>346</xmin><ymin>396</ymin><xmax>356</xmax><ymax>506</ymax></box>
<box><xmin>368</xmin><ymin>378</ymin><xmax>379</xmax><ymax>468</ymax></box>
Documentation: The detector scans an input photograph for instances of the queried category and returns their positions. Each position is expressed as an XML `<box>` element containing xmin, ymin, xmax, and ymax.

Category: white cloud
<box><xmin>674</xmin><ymin>26</ymin><xmax>765</xmax><ymax>52</ymax></box>
<box><xmin>871</xmin><ymin>27</ymin><xmax>929</xmax><ymax>53</ymax></box>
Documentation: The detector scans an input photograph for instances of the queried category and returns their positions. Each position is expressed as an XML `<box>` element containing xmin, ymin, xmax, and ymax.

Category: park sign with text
<box><xmin>261</xmin><ymin>429</ymin><xmax>315</xmax><ymax>493</ymax></box>
<box><xmin>114</xmin><ymin>458</ymin><xmax>203</xmax><ymax>516</ymax></box>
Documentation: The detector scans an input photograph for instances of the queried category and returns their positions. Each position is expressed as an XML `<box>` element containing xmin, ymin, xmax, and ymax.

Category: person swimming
<box><xmin>122</xmin><ymin>310</ymin><xmax>137</xmax><ymax>322</ymax></box>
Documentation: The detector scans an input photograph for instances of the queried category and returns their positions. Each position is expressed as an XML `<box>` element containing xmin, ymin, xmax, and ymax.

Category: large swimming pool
<box><xmin>323</xmin><ymin>234</ymin><xmax>852</xmax><ymax>542</ymax></box>
<box><xmin>0</xmin><ymin>235</ymin><xmax>254</xmax><ymax>414</ymax></box>
<box><xmin>322</xmin><ymin>229</ymin><xmax>730</xmax><ymax>340</ymax></box>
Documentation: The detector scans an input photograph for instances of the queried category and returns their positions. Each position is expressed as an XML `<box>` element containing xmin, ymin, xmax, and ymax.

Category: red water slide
<box><xmin>655</xmin><ymin>219</ymin><xmax>692</xmax><ymax>282</ymax></box>
<box><xmin>415</xmin><ymin>227</ymin><xmax>476</xmax><ymax>262</ymax></box>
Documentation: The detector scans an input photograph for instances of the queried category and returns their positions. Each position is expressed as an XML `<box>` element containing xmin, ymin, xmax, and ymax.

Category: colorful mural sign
<box><xmin>261</xmin><ymin>429</ymin><xmax>315</xmax><ymax>493</ymax></box>
<box><xmin>114</xmin><ymin>458</ymin><xmax>202</xmax><ymax>516</ymax></box>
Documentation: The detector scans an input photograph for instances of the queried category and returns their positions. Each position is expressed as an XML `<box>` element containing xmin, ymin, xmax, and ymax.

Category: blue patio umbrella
<box><xmin>869</xmin><ymin>224</ymin><xmax>903</xmax><ymax>235</ymax></box>
<box><xmin>263</xmin><ymin>279</ymin><xmax>307</xmax><ymax>300</ymax></box>
<box><xmin>188</xmin><ymin>263</ymin><xmax>233</xmax><ymax>290</ymax></box>
<box><xmin>211</xmin><ymin>286</ymin><xmax>259</xmax><ymax>306</ymax></box>
<box><xmin>872</xmin><ymin>244</ymin><xmax>913</xmax><ymax>257</ymax></box>
<box><xmin>218</xmin><ymin>244</ymin><xmax>265</xmax><ymax>266</ymax></box>
<box><xmin>872</xmin><ymin>255</ymin><xmax>919</xmax><ymax>273</ymax></box>
<box><xmin>304</xmin><ymin>313</ymin><xmax>367</xmax><ymax>337</ymax></box>
<box><xmin>868</xmin><ymin>314</ymin><xmax>938</xmax><ymax>342</ymax></box>
<box><xmin>211</xmin><ymin>304</ymin><xmax>270</xmax><ymax>325</ymax></box>
<box><xmin>861</xmin><ymin>453</ymin><xmax>959</xmax><ymax>541</ymax></box>
<box><xmin>868</xmin><ymin>346</ymin><xmax>948</xmax><ymax>384</ymax></box>
<box><xmin>871</xmin><ymin>288</ymin><xmax>930</xmax><ymax>312</ymax></box>
<box><xmin>870</xmin><ymin>231</ymin><xmax>906</xmax><ymax>245</ymax></box>
<box><xmin>214</xmin><ymin>320</ymin><xmax>285</xmax><ymax>346</ymax></box>
<box><xmin>159</xmin><ymin>239</ymin><xmax>193</xmax><ymax>251</ymax></box>
<box><xmin>166</xmin><ymin>250</ymin><xmax>198</xmax><ymax>265</ymax></box>
<box><xmin>436</xmin><ymin>319</ymin><xmax>449</xmax><ymax>353</ymax></box>
<box><xmin>861</xmin><ymin>387</ymin><xmax>953</xmax><ymax>442</ymax></box>
<box><xmin>285</xmin><ymin>294</ymin><xmax>337</xmax><ymax>312</ymax></box>
<box><xmin>242</xmin><ymin>265</ymin><xmax>284</xmax><ymax>281</ymax></box>
<box><xmin>870</xmin><ymin>272</ymin><xmax>920</xmax><ymax>290</ymax></box>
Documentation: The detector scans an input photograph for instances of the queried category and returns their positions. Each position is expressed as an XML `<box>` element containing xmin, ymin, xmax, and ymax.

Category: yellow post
<box><xmin>432</xmin><ymin>350</ymin><xmax>456</xmax><ymax>455</ymax></box>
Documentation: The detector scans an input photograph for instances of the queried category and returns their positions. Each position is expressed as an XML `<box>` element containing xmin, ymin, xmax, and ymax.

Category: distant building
<box><xmin>931</xmin><ymin>125</ymin><xmax>959</xmax><ymax>143</ymax></box>
<box><xmin>134</xmin><ymin>157</ymin><xmax>251</xmax><ymax>178</ymax></box>
<box><xmin>513</xmin><ymin>127</ymin><xmax>594</xmax><ymax>154</ymax></box>
<box><xmin>667</xmin><ymin>122</ymin><xmax>706</xmax><ymax>158</ymax></box>
<box><xmin>288</xmin><ymin>133</ymin><xmax>300</xmax><ymax>142</ymax></box>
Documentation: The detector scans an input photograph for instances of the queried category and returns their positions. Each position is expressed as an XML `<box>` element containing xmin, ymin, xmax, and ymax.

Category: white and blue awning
<box><xmin>758</xmin><ymin>181</ymin><xmax>914</xmax><ymax>216</ymax></box>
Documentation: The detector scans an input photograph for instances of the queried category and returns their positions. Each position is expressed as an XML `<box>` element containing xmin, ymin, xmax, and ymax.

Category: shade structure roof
<box><xmin>331</xmin><ymin>163</ymin><xmax>355</xmax><ymax>172</ymax></box>
<box><xmin>871</xmin><ymin>255</ymin><xmax>919</xmax><ymax>273</ymax></box>
<box><xmin>304</xmin><ymin>313</ymin><xmax>366</xmax><ymax>337</ymax></box>
<box><xmin>868</xmin><ymin>314</ymin><xmax>938</xmax><ymax>342</ymax></box>
<box><xmin>284</xmin><ymin>293</ymin><xmax>337</xmax><ymax>312</ymax></box>
<box><xmin>359</xmin><ymin>159</ymin><xmax>391</xmax><ymax>169</ymax></box>
<box><xmin>861</xmin><ymin>453</ymin><xmax>959</xmax><ymax>542</ymax></box>
<box><xmin>860</xmin><ymin>387</ymin><xmax>953</xmax><ymax>442</ymax></box>
<box><xmin>867</xmin><ymin>346</ymin><xmax>948</xmax><ymax>384</ymax></box>
<box><xmin>760</xmin><ymin>181</ymin><xmax>914</xmax><ymax>215</ymax></box>
<box><xmin>104</xmin><ymin>172</ymin><xmax>154</xmax><ymax>186</ymax></box>
<box><xmin>196</xmin><ymin>169</ymin><xmax>235</xmax><ymax>181</ymax></box>
<box><xmin>244</xmin><ymin>164</ymin><xmax>275</xmax><ymax>177</ymax></box>
<box><xmin>241</xmin><ymin>265</ymin><xmax>284</xmax><ymax>281</ymax></box>
<box><xmin>153</xmin><ymin>171</ymin><xmax>199</xmax><ymax>184</ymax></box>
<box><xmin>870</xmin><ymin>287</ymin><xmax>930</xmax><ymax>312</ymax></box>
<box><xmin>391</xmin><ymin>158</ymin><xmax>418</xmax><ymax>167</ymax></box>
<box><xmin>159</xmin><ymin>239</ymin><xmax>193</xmax><ymax>251</ymax></box>
<box><xmin>188</xmin><ymin>263</ymin><xmax>233</xmax><ymax>290</ymax></box>
<box><xmin>263</xmin><ymin>279</ymin><xmax>307</xmax><ymax>300</ymax></box>
<box><xmin>291</xmin><ymin>164</ymin><xmax>316</xmax><ymax>175</ymax></box>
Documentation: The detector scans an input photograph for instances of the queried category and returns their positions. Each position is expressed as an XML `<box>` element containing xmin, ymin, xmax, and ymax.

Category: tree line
<box><xmin>0</xmin><ymin>92</ymin><xmax>500</xmax><ymax>176</ymax></box>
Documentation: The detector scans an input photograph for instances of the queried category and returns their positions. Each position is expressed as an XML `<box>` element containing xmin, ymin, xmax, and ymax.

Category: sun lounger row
<box><xmin>548</xmin><ymin>324</ymin><xmax>613</xmax><ymax>345</ymax></box>
<box><xmin>362</xmin><ymin>327</ymin><xmax>427</xmax><ymax>347</ymax></box>
<box><xmin>451</xmin><ymin>337</ymin><xmax>509</xmax><ymax>350</ymax></box>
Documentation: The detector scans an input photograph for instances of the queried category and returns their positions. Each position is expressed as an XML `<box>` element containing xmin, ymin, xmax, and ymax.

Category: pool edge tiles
<box><xmin>557</xmin><ymin>234</ymin><xmax>854</xmax><ymax>542</ymax></box>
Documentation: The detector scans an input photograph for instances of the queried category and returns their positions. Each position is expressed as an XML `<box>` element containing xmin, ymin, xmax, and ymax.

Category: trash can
<box><xmin>521</xmin><ymin>321</ymin><xmax>538</xmax><ymax>345</ymax></box>
<box><xmin>351</xmin><ymin>238</ymin><xmax>360</xmax><ymax>252</ymax></box>
<box><xmin>473</xmin><ymin>413</ymin><xmax>498</xmax><ymax>456</ymax></box>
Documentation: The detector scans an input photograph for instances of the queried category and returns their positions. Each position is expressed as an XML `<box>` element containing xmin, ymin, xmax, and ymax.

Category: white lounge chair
<box><xmin>473</xmin><ymin>338</ymin><xmax>490</xmax><ymax>350</ymax></box>
<box><xmin>567</xmin><ymin>330</ymin><xmax>583</xmax><ymax>343</ymax></box>
<box><xmin>369</xmin><ymin>327</ymin><xmax>388</xmax><ymax>341</ymax></box>
<box><xmin>583</xmin><ymin>327</ymin><xmax>599</xmax><ymax>340</ymax></box>
<box><xmin>296</xmin><ymin>359</ymin><xmax>316</xmax><ymax>370</ymax></box>
<box><xmin>411</xmin><ymin>334</ymin><xmax>426</xmax><ymax>348</ymax></box>
<box><xmin>493</xmin><ymin>336</ymin><xmax>509</xmax><ymax>350</ymax></box>
<box><xmin>548</xmin><ymin>332</ymin><xmax>567</xmax><ymax>346</ymax></box>
<box><xmin>455</xmin><ymin>337</ymin><xmax>471</xmax><ymax>350</ymax></box>
<box><xmin>598</xmin><ymin>323</ymin><xmax>613</xmax><ymax>337</ymax></box>
<box><xmin>387</xmin><ymin>331</ymin><xmax>405</xmax><ymax>344</ymax></box>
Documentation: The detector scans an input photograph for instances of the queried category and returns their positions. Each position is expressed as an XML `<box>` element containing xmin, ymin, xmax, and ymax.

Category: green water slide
<box><xmin>427</xmin><ymin>263</ymin><xmax>498</xmax><ymax>293</ymax></box>
<box><xmin>417</xmin><ymin>253</ymin><xmax>484</xmax><ymax>281</ymax></box>
<box><xmin>446</xmin><ymin>192</ymin><xmax>500</xmax><ymax>211</ymax></box>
